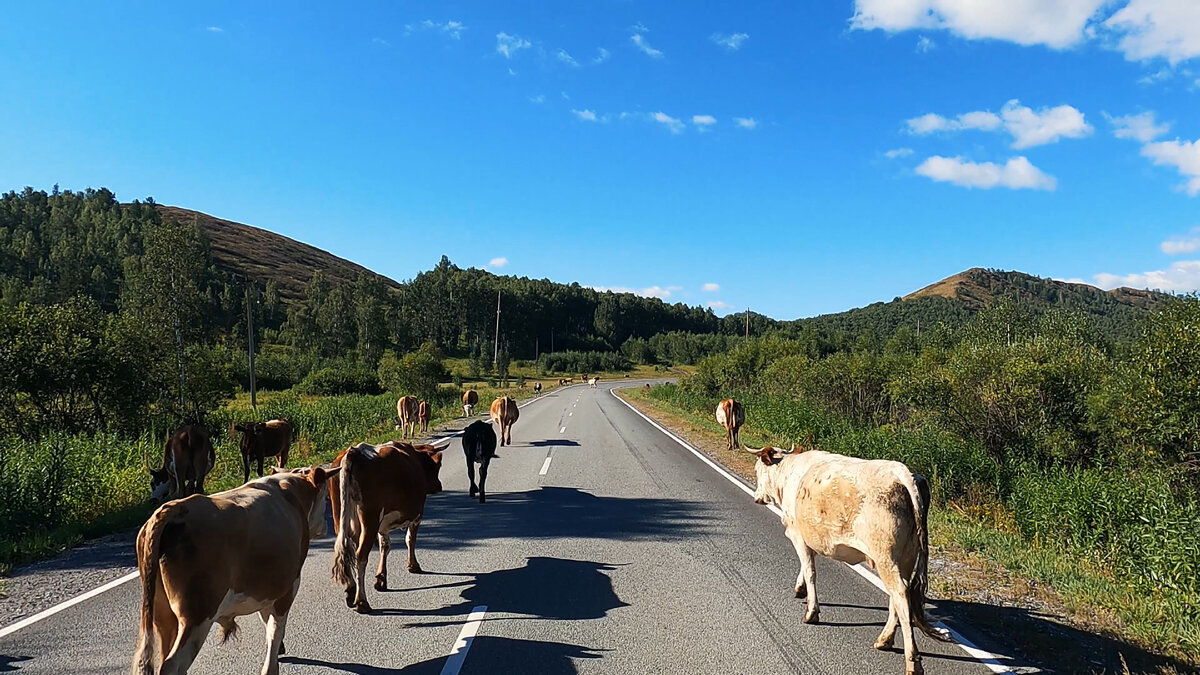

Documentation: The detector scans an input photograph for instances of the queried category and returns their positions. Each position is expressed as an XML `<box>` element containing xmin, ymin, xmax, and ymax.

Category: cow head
<box><xmin>148</xmin><ymin>466</ymin><xmax>172</xmax><ymax>502</ymax></box>
<box><xmin>424</xmin><ymin>450</ymin><xmax>445</xmax><ymax>494</ymax></box>
<box><xmin>234</xmin><ymin>422</ymin><xmax>265</xmax><ymax>449</ymax></box>
<box><xmin>275</xmin><ymin>464</ymin><xmax>341</xmax><ymax>537</ymax></box>
<box><xmin>744</xmin><ymin>445</ymin><xmax>792</xmax><ymax>505</ymax></box>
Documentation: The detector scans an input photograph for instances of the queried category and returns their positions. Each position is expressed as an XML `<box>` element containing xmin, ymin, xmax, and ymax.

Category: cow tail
<box><xmin>131</xmin><ymin>507</ymin><xmax>170</xmax><ymax>675</ymax></box>
<box><xmin>903</xmin><ymin>471</ymin><xmax>950</xmax><ymax>642</ymax></box>
<box><xmin>332</xmin><ymin>449</ymin><xmax>360</xmax><ymax>587</ymax></box>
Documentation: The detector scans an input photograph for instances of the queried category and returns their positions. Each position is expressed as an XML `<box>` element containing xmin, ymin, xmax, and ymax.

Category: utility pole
<box><xmin>246</xmin><ymin>282</ymin><xmax>258</xmax><ymax>410</ymax></box>
<box><xmin>551</xmin><ymin>327</ymin><xmax>554</xmax><ymax>353</ymax></box>
<box><xmin>745</xmin><ymin>308</ymin><xmax>750</xmax><ymax>338</ymax></box>
<box><xmin>493</xmin><ymin>289</ymin><xmax>501</xmax><ymax>365</ymax></box>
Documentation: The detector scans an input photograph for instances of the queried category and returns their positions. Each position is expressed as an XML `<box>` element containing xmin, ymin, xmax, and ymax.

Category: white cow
<box><xmin>746</xmin><ymin>446</ymin><xmax>949</xmax><ymax>675</ymax></box>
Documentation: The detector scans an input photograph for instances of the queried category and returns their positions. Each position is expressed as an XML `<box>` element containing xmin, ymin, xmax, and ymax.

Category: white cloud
<box><xmin>1105</xmin><ymin>0</ymin><xmax>1200</xmax><ymax>65</ymax></box>
<box><xmin>406</xmin><ymin>20</ymin><xmax>466</xmax><ymax>39</ymax></box>
<box><xmin>849</xmin><ymin>0</ymin><xmax>1108</xmax><ymax>49</ymax></box>
<box><xmin>556</xmin><ymin>49</ymin><xmax>579</xmax><ymax>67</ymax></box>
<box><xmin>1108</xmin><ymin>111</ymin><xmax>1170</xmax><ymax>142</ymax></box>
<box><xmin>487</xmin><ymin>257</ymin><xmax>509</xmax><ymax>269</ymax></box>
<box><xmin>206</xmin><ymin>26</ymin><xmax>224</xmax><ymax>33</ymax></box>
<box><xmin>529</xmin><ymin>94</ymin><xmax>546</xmax><ymax>104</ymax></box>
<box><xmin>693</xmin><ymin>115</ymin><xmax>717</xmax><ymax>130</ymax></box>
<box><xmin>885</xmin><ymin>147</ymin><xmax>915</xmax><ymax>158</ymax></box>
<box><xmin>572</xmin><ymin>109</ymin><xmax>598</xmax><ymax>122</ymax></box>
<box><xmin>590</xmin><ymin>284</ymin><xmax>682</xmax><ymax>299</ymax></box>
<box><xmin>734</xmin><ymin>117</ymin><xmax>758</xmax><ymax>129</ymax></box>
<box><xmin>630</xmin><ymin>25</ymin><xmax>663</xmax><ymax>58</ymax></box>
<box><xmin>372</xmin><ymin>37</ymin><xmax>391</xmax><ymax>47</ymax></box>
<box><xmin>702</xmin><ymin>283</ymin><xmax>721</xmax><ymax>292</ymax></box>
<box><xmin>905</xmin><ymin>100</ymin><xmax>1091</xmax><ymax>148</ymax></box>
<box><xmin>652</xmin><ymin>112</ymin><xmax>685</xmax><ymax>134</ymax></box>
<box><xmin>711</xmin><ymin>32</ymin><xmax>749</xmax><ymax>50</ymax></box>
<box><xmin>915</xmin><ymin>155</ymin><xmax>1058</xmax><ymax>190</ymax></box>
<box><xmin>1094</xmin><ymin>260</ymin><xmax>1200</xmax><ymax>291</ymax></box>
<box><xmin>1162</xmin><ymin>230</ymin><xmax>1200</xmax><ymax>254</ymax></box>
<box><xmin>916</xmin><ymin>35</ymin><xmax>936</xmax><ymax>52</ymax></box>
<box><xmin>1141</xmin><ymin>138</ymin><xmax>1200</xmax><ymax>195</ymax></box>
<box><xmin>496</xmin><ymin>32</ymin><xmax>531</xmax><ymax>58</ymax></box>
<box><xmin>707</xmin><ymin>300</ymin><xmax>733</xmax><ymax>310</ymax></box>
<box><xmin>594</xmin><ymin>47</ymin><xmax>611</xmax><ymax>64</ymax></box>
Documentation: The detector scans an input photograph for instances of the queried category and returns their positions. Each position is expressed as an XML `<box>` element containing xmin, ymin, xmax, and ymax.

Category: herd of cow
<box><xmin>133</xmin><ymin>385</ymin><xmax>946</xmax><ymax>675</ymax></box>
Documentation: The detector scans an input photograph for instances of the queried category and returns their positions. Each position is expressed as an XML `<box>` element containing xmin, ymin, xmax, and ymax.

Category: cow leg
<box><xmin>879</xmin><ymin>564</ymin><xmax>922</xmax><ymax>675</ymax></box>
<box><xmin>477</xmin><ymin>460</ymin><xmax>488</xmax><ymax>504</ymax></box>
<box><xmin>257</xmin><ymin>455</ymin><xmax>265</xmax><ymax>478</ymax></box>
<box><xmin>352</xmin><ymin>514</ymin><xmax>378</xmax><ymax>613</ymax></box>
<box><xmin>375</xmin><ymin>531</ymin><xmax>390</xmax><ymax>591</ymax></box>
<box><xmin>258</xmin><ymin>610</ymin><xmax>288</xmax><ymax>675</ymax></box>
<box><xmin>152</xmin><ymin>593</ymin><xmax>179</xmax><ymax>667</ymax></box>
<box><xmin>405</xmin><ymin>519</ymin><xmax>423</xmax><ymax>573</ymax></box>
<box><xmin>467</xmin><ymin>459</ymin><xmax>478</xmax><ymax>498</ymax></box>
<box><xmin>242</xmin><ymin>453</ymin><xmax>250</xmax><ymax>483</ymax></box>
<box><xmin>159</xmin><ymin>618</ymin><xmax>213</xmax><ymax>675</ymax></box>
<box><xmin>279</xmin><ymin>447</ymin><xmax>288</xmax><ymax>469</ymax></box>
<box><xmin>875</xmin><ymin>598</ymin><xmax>899</xmax><ymax>651</ymax></box>
<box><xmin>787</xmin><ymin>531</ymin><xmax>820</xmax><ymax>623</ymax></box>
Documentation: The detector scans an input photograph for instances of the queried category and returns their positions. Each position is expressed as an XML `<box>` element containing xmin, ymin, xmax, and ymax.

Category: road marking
<box><xmin>539</xmin><ymin>456</ymin><xmax>553</xmax><ymax>476</ymax></box>
<box><xmin>439</xmin><ymin>605</ymin><xmax>488</xmax><ymax>675</ymax></box>
<box><xmin>609</xmin><ymin>387</ymin><xmax>1019</xmax><ymax>675</ymax></box>
<box><xmin>559</xmin><ymin>426</ymin><xmax>567</xmax><ymax>434</ymax></box>
<box><xmin>0</xmin><ymin>570</ymin><xmax>140</xmax><ymax>639</ymax></box>
<box><xmin>0</xmin><ymin>392</ymin><xmax>568</xmax><ymax>640</ymax></box>
<box><xmin>568</xmin><ymin>412</ymin><xmax>573</xmax><ymax>417</ymax></box>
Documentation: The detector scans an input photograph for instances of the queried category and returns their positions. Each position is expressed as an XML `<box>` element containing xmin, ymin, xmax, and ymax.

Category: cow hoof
<box><xmin>906</xmin><ymin>660</ymin><xmax>923</xmax><ymax>675</ymax></box>
<box><xmin>794</xmin><ymin>585</ymin><xmax>807</xmax><ymax>598</ymax></box>
<box><xmin>803</xmin><ymin>610</ymin><xmax>820</xmax><ymax>624</ymax></box>
<box><xmin>408</xmin><ymin>563</ymin><xmax>423</xmax><ymax>574</ymax></box>
<box><xmin>479</xmin><ymin>495</ymin><xmax>486</xmax><ymax>504</ymax></box>
<box><xmin>469</xmin><ymin>487</ymin><xmax>477</xmax><ymax>497</ymax></box>
<box><xmin>873</xmin><ymin>636</ymin><xmax>894</xmax><ymax>651</ymax></box>
<box><xmin>354</xmin><ymin>600</ymin><xmax>372</xmax><ymax>614</ymax></box>
<box><xmin>279</xmin><ymin>642</ymin><xmax>286</xmax><ymax>655</ymax></box>
<box><xmin>344</xmin><ymin>587</ymin><xmax>356</xmax><ymax>608</ymax></box>
<box><xmin>374</xmin><ymin>576</ymin><xmax>387</xmax><ymax>591</ymax></box>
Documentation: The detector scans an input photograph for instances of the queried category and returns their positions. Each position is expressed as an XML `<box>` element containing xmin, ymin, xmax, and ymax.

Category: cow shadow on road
<box><xmin>526</xmin><ymin>439</ymin><xmax>581</xmax><ymax>447</ymax></box>
<box><xmin>0</xmin><ymin>655</ymin><xmax>32</xmax><ymax>673</ymax></box>
<box><xmin>416</xmin><ymin>486</ymin><xmax>713</xmax><ymax>551</ymax></box>
<box><xmin>282</xmin><ymin>637</ymin><xmax>605</xmax><ymax>674</ymax></box>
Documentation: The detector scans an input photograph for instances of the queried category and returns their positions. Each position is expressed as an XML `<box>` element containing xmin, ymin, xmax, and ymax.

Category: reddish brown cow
<box><xmin>396</xmin><ymin>395</ymin><xmax>419</xmax><ymax>439</ymax></box>
<box><xmin>417</xmin><ymin>400</ymin><xmax>431</xmax><ymax>433</ymax></box>
<box><xmin>149</xmin><ymin>424</ymin><xmax>215</xmax><ymax>502</ymax></box>
<box><xmin>462</xmin><ymin>389</ymin><xmax>479</xmax><ymax>418</ymax></box>
<box><xmin>330</xmin><ymin>441</ymin><xmax>444</xmax><ymax>613</ymax></box>
<box><xmin>132</xmin><ymin>464</ymin><xmax>338</xmax><ymax>675</ymax></box>
<box><xmin>714</xmin><ymin>398</ymin><xmax>745</xmax><ymax>451</ymax></box>
<box><xmin>233</xmin><ymin>419</ymin><xmax>293</xmax><ymax>484</ymax></box>
<box><xmin>489</xmin><ymin>396</ymin><xmax>519</xmax><ymax>446</ymax></box>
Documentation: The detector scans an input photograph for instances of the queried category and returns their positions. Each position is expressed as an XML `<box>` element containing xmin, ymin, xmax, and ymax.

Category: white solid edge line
<box><xmin>539</xmin><ymin>456</ymin><xmax>553</xmax><ymax>476</ymax></box>
<box><xmin>0</xmin><ymin>570</ymin><xmax>140</xmax><ymax>639</ymax></box>
<box><xmin>0</xmin><ymin>391</ymin><xmax>571</xmax><ymax>640</ymax></box>
<box><xmin>608</xmin><ymin>387</ymin><xmax>1019</xmax><ymax>675</ymax></box>
<box><xmin>439</xmin><ymin>604</ymin><xmax>488</xmax><ymax>675</ymax></box>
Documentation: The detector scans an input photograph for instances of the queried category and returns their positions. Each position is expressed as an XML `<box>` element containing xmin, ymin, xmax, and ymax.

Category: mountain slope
<box><xmin>905</xmin><ymin>267</ymin><xmax>1166</xmax><ymax>312</ymax></box>
<box><xmin>158</xmin><ymin>205</ymin><xmax>401</xmax><ymax>303</ymax></box>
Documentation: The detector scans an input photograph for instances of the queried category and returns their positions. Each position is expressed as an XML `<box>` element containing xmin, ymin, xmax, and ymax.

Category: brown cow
<box><xmin>396</xmin><ymin>395</ymin><xmax>419</xmax><ymax>439</ymax></box>
<box><xmin>489</xmin><ymin>396</ymin><xmax>519</xmax><ymax>446</ymax></box>
<box><xmin>462</xmin><ymin>389</ymin><xmax>479</xmax><ymax>418</ymax></box>
<box><xmin>149</xmin><ymin>424</ymin><xmax>215</xmax><ymax>502</ymax></box>
<box><xmin>747</xmin><ymin>446</ymin><xmax>949</xmax><ymax>675</ymax></box>
<box><xmin>417</xmin><ymin>400</ymin><xmax>431</xmax><ymax>433</ymax></box>
<box><xmin>714</xmin><ymin>398</ymin><xmax>745</xmax><ymax>451</ymax></box>
<box><xmin>131</xmin><ymin>464</ymin><xmax>338</xmax><ymax>675</ymax></box>
<box><xmin>233</xmin><ymin>419</ymin><xmax>293</xmax><ymax>484</ymax></box>
<box><xmin>533</xmin><ymin>382</ymin><xmax>542</xmax><ymax>394</ymax></box>
<box><xmin>330</xmin><ymin>441</ymin><xmax>444</xmax><ymax>613</ymax></box>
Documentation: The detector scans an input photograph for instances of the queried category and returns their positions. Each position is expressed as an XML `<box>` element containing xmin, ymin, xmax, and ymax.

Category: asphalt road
<box><xmin>0</xmin><ymin>382</ymin><xmax>1008</xmax><ymax>674</ymax></box>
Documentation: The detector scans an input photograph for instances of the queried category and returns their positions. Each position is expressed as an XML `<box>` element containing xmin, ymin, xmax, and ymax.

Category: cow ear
<box><xmin>431</xmin><ymin>451</ymin><xmax>444</xmax><ymax>465</ymax></box>
<box><xmin>311</xmin><ymin>466</ymin><xmax>339</xmax><ymax>485</ymax></box>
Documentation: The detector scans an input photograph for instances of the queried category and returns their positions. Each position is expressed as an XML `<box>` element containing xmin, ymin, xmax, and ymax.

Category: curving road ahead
<box><xmin>0</xmin><ymin>381</ymin><xmax>1015</xmax><ymax>674</ymax></box>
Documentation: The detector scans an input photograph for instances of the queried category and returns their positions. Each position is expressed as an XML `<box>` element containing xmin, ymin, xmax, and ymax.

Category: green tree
<box><xmin>377</xmin><ymin>342</ymin><xmax>448</xmax><ymax>399</ymax></box>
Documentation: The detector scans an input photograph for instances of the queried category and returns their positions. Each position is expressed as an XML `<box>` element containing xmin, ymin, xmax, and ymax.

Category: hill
<box><xmin>158</xmin><ymin>205</ymin><xmax>401</xmax><ymax>303</ymax></box>
<box><xmin>792</xmin><ymin>268</ymin><xmax>1173</xmax><ymax>344</ymax></box>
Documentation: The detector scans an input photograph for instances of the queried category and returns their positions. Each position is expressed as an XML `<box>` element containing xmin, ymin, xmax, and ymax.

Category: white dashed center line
<box><xmin>439</xmin><ymin>605</ymin><xmax>488</xmax><ymax>675</ymax></box>
<box><xmin>539</xmin><ymin>456</ymin><xmax>552</xmax><ymax>476</ymax></box>
<box><xmin>560</xmin><ymin>426</ymin><xmax>567</xmax><ymax>434</ymax></box>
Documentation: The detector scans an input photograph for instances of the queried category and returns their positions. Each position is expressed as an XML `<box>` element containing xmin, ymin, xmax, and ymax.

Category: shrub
<box><xmin>297</xmin><ymin>363</ymin><xmax>382</xmax><ymax>396</ymax></box>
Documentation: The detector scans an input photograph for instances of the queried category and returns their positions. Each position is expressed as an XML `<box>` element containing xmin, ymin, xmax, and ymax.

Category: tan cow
<box><xmin>588</xmin><ymin>377</ymin><xmax>599</xmax><ymax>388</ymax></box>
<box><xmin>149</xmin><ymin>424</ymin><xmax>215</xmax><ymax>502</ymax></box>
<box><xmin>396</xmin><ymin>395</ymin><xmax>419</xmax><ymax>439</ymax></box>
<box><xmin>746</xmin><ymin>446</ymin><xmax>948</xmax><ymax>675</ymax></box>
<box><xmin>131</xmin><ymin>464</ymin><xmax>338</xmax><ymax>675</ymax></box>
<box><xmin>489</xmin><ymin>396</ymin><xmax>519</xmax><ymax>446</ymax></box>
<box><xmin>417</xmin><ymin>400</ymin><xmax>431</xmax><ymax>433</ymax></box>
<box><xmin>462</xmin><ymin>389</ymin><xmax>479</xmax><ymax>417</ymax></box>
<box><xmin>233</xmin><ymin>419</ymin><xmax>293</xmax><ymax>483</ymax></box>
<box><xmin>714</xmin><ymin>399</ymin><xmax>745</xmax><ymax>451</ymax></box>
<box><xmin>330</xmin><ymin>441</ymin><xmax>443</xmax><ymax>613</ymax></box>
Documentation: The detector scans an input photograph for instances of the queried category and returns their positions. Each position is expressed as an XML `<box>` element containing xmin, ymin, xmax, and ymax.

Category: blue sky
<box><xmin>2</xmin><ymin>1</ymin><xmax>1198</xmax><ymax>319</ymax></box>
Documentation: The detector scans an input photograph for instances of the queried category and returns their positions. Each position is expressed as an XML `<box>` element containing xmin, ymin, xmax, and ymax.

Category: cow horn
<box><xmin>742</xmin><ymin>444</ymin><xmax>765</xmax><ymax>454</ymax></box>
<box><xmin>784</xmin><ymin>443</ymin><xmax>796</xmax><ymax>454</ymax></box>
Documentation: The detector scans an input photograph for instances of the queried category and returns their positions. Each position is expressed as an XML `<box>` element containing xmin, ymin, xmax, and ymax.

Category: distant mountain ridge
<box><xmin>904</xmin><ymin>267</ymin><xmax>1166</xmax><ymax>312</ymax></box>
<box><xmin>158</xmin><ymin>205</ymin><xmax>401</xmax><ymax>303</ymax></box>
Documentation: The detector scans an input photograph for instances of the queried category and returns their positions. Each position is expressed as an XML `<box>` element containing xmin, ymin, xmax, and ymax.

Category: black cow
<box><xmin>461</xmin><ymin>420</ymin><xmax>497</xmax><ymax>503</ymax></box>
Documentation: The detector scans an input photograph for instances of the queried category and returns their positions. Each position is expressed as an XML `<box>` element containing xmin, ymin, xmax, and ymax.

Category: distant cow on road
<box><xmin>462</xmin><ymin>389</ymin><xmax>479</xmax><ymax>417</ymax></box>
<box><xmin>462</xmin><ymin>420</ymin><xmax>498</xmax><ymax>503</ymax></box>
<box><xmin>132</xmin><ymin>464</ymin><xmax>338</xmax><ymax>675</ymax></box>
<box><xmin>533</xmin><ymin>382</ymin><xmax>542</xmax><ymax>394</ymax></box>
<box><xmin>418</xmin><ymin>400</ymin><xmax>431</xmax><ymax>433</ymax></box>
<box><xmin>396</xmin><ymin>395</ymin><xmax>420</xmax><ymax>439</ymax></box>
<box><xmin>489</xmin><ymin>396</ymin><xmax>519</xmax><ymax>447</ymax></box>
<box><xmin>746</xmin><ymin>446</ymin><xmax>949</xmax><ymax>675</ymax></box>
<box><xmin>588</xmin><ymin>377</ymin><xmax>599</xmax><ymax>388</ymax></box>
<box><xmin>233</xmin><ymin>418</ymin><xmax>293</xmax><ymax>483</ymax></box>
<box><xmin>149</xmin><ymin>424</ymin><xmax>215</xmax><ymax>502</ymax></box>
<box><xmin>331</xmin><ymin>441</ymin><xmax>444</xmax><ymax>613</ymax></box>
<box><xmin>715</xmin><ymin>398</ymin><xmax>745</xmax><ymax>451</ymax></box>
